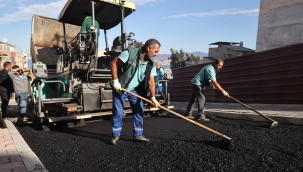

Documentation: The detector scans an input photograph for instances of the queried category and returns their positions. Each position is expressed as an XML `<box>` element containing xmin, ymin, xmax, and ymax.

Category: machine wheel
<box><xmin>27</xmin><ymin>95</ymin><xmax>34</xmax><ymax>110</ymax></box>
<box><xmin>34</xmin><ymin>116</ymin><xmax>49</xmax><ymax>131</ymax></box>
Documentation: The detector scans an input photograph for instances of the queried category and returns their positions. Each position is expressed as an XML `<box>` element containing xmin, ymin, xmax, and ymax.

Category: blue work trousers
<box><xmin>112</xmin><ymin>88</ymin><xmax>144</xmax><ymax>138</ymax></box>
<box><xmin>15</xmin><ymin>93</ymin><xmax>28</xmax><ymax>118</ymax></box>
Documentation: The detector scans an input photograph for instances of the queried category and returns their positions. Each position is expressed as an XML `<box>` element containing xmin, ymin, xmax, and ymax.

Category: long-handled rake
<box><xmin>228</xmin><ymin>95</ymin><xmax>278</xmax><ymax>128</ymax></box>
<box><xmin>120</xmin><ymin>88</ymin><xmax>232</xmax><ymax>148</ymax></box>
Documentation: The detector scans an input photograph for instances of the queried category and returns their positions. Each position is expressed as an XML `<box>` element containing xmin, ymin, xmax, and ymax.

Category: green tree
<box><xmin>169</xmin><ymin>48</ymin><xmax>187</xmax><ymax>68</ymax></box>
<box><xmin>185</xmin><ymin>53</ymin><xmax>200</xmax><ymax>65</ymax></box>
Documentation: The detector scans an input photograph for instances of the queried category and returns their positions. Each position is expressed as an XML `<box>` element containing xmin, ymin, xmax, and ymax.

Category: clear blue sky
<box><xmin>0</xmin><ymin>0</ymin><xmax>260</xmax><ymax>56</ymax></box>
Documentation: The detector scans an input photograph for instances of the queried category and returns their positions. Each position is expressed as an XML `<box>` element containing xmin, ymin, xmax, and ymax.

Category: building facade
<box><xmin>208</xmin><ymin>41</ymin><xmax>255</xmax><ymax>59</ymax></box>
<box><xmin>0</xmin><ymin>41</ymin><xmax>16</xmax><ymax>67</ymax></box>
<box><xmin>256</xmin><ymin>0</ymin><xmax>303</xmax><ymax>52</ymax></box>
<box><xmin>0</xmin><ymin>41</ymin><xmax>27</xmax><ymax>69</ymax></box>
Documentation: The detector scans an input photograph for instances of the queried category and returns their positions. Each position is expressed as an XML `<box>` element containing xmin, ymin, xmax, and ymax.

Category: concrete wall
<box><xmin>256</xmin><ymin>0</ymin><xmax>303</xmax><ymax>52</ymax></box>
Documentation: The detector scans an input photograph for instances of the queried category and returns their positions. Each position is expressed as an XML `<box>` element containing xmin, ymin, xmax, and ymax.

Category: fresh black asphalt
<box><xmin>16</xmin><ymin>114</ymin><xmax>303</xmax><ymax>172</ymax></box>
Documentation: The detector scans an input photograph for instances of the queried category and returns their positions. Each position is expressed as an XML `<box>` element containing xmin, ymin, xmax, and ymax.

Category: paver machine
<box><xmin>29</xmin><ymin>0</ymin><xmax>173</xmax><ymax>131</ymax></box>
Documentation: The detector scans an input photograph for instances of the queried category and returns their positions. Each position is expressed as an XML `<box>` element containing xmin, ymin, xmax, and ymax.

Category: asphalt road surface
<box><xmin>16</xmin><ymin>114</ymin><xmax>303</xmax><ymax>172</ymax></box>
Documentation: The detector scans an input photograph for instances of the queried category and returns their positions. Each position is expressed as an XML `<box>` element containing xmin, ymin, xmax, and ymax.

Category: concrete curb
<box><xmin>171</xmin><ymin>102</ymin><xmax>303</xmax><ymax>125</ymax></box>
<box><xmin>4</xmin><ymin>119</ymin><xmax>49</xmax><ymax>172</ymax></box>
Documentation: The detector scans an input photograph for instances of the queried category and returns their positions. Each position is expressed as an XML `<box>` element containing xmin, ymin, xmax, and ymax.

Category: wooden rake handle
<box><xmin>120</xmin><ymin>88</ymin><xmax>231</xmax><ymax>140</ymax></box>
<box><xmin>228</xmin><ymin>96</ymin><xmax>275</xmax><ymax>123</ymax></box>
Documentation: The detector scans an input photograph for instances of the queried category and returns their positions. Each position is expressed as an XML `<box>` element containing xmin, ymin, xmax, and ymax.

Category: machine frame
<box><xmin>29</xmin><ymin>0</ymin><xmax>173</xmax><ymax>131</ymax></box>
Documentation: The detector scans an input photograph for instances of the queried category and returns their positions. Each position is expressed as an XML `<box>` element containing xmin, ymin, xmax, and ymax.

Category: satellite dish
<box><xmin>2</xmin><ymin>38</ymin><xmax>7</xmax><ymax>42</ymax></box>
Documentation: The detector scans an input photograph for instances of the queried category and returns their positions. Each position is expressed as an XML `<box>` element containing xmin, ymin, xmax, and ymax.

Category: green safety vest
<box><xmin>118</xmin><ymin>47</ymin><xmax>155</xmax><ymax>96</ymax></box>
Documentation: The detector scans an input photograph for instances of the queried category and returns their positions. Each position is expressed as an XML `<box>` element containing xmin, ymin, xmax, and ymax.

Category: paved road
<box><xmin>15</xmin><ymin>113</ymin><xmax>303</xmax><ymax>172</ymax></box>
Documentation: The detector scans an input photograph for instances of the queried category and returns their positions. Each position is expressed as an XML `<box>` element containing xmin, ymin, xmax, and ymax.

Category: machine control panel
<box><xmin>32</xmin><ymin>62</ymin><xmax>48</xmax><ymax>79</ymax></box>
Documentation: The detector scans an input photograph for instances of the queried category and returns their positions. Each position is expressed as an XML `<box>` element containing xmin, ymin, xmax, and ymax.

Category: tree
<box><xmin>169</xmin><ymin>48</ymin><xmax>186</xmax><ymax>68</ymax></box>
<box><xmin>169</xmin><ymin>49</ymin><xmax>201</xmax><ymax>68</ymax></box>
<box><xmin>185</xmin><ymin>53</ymin><xmax>200</xmax><ymax>65</ymax></box>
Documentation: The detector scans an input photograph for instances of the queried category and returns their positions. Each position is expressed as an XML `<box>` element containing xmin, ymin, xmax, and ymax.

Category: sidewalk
<box><xmin>1</xmin><ymin>101</ymin><xmax>302</xmax><ymax>171</ymax></box>
<box><xmin>0</xmin><ymin>99</ymin><xmax>48</xmax><ymax>172</ymax></box>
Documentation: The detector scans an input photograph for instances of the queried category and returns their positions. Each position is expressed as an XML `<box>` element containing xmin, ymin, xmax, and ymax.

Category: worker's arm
<box><xmin>110</xmin><ymin>57</ymin><xmax>124</xmax><ymax>90</ymax></box>
<box><xmin>148</xmin><ymin>76</ymin><xmax>156</xmax><ymax>97</ymax></box>
<box><xmin>150</xmin><ymin>65</ymin><xmax>160</xmax><ymax>107</ymax></box>
<box><xmin>80</xmin><ymin>20</ymin><xmax>87</xmax><ymax>32</ymax></box>
<box><xmin>149</xmin><ymin>75</ymin><xmax>160</xmax><ymax>107</ymax></box>
<box><xmin>110</xmin><ymin>57</ymin><xmax>124</xmax><ymax>80</ymax></box>
<box><xmin>159</xmin><ymin>68</ymin><xmax>165</xmax><ymax>78</ymax></box>
<box><xmin>211</xmin><ymin>80</ymin><xmax>229</xmax><ymax>97</ymax></box>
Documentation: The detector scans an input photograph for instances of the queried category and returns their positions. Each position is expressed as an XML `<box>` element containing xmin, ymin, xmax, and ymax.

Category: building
<box><xmin>208</xmin><ymin>41</ymin><xmax>255</xmax><ymax>59</ymax></box>
<box><xmin>0</xmin><ymin>41</ymin><xmax>27</xmax><ymax>69</ymax></box>
<box><xmin>15</xmin><ymin>50</ymin><xmax>28</xmax><ymax>69</ymax></box>
<box><xmin>256</xmin><ymin>0</ymin><xmax>303</xmax><ymax>52</ymax></box>
<box><xmin>0</xmin><ymin>41</ymin><xmax>16</xmax><ymax>67</ymax></box>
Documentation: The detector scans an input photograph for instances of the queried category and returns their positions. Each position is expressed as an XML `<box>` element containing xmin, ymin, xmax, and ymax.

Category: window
<box><xmin>10</xmin><ymin>46</ymin><xmax>14</xmax><ymax>52</ymax></box>
<box><xmin>0</xmin><ymin>44</ymin><xmax>8</xmax><ymax>51</ymax></box>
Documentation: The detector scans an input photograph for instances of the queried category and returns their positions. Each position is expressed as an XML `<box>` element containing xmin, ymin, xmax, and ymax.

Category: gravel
<box><xmin>16</xmin><ymin>114</ymin><xmax>303</xmax><ymax>172</ymax></box>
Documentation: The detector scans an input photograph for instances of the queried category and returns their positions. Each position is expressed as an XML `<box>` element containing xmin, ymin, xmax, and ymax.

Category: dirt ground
<box><xmin>16</xmin><ymin>114</ymin><xmax>303</xmax><ymax>172</ymax></box>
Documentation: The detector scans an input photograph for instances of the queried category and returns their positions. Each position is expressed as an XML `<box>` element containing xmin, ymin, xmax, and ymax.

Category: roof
<box><xmin>58</xmin><ymin>0</ymin><xmax>136</xmax><ymax>30</ymax></box>
<box><xmin>209</xmin><ymin>41</ymin><xmax>240</xmax><ymax>45</ymax></box>
<box><xmin>221</xmin><ymin>45</ymin><xmax>255</xmax><ymax>52</ymax></box>
<box><xmin>0</xmin><ymin>41</ymin><xmax>14</xmax><ymax>47</ymax></box>
<box><xmin>203</xmin><ymin>56</ymin><xmax>217</xmax><ymax>62</ymax></box>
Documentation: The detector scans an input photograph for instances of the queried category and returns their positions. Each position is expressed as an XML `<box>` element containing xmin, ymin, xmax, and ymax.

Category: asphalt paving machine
<box><xmin>29</xmin><ymin>0</ymin><xmax>173</xmax><ymax>131</ymax></box>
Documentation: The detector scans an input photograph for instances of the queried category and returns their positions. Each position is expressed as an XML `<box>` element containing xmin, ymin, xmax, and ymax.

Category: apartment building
<box><xmin>0</xmin><ymin>41</ymin><xmax>27</xmax><ymax>69</ymax></box>
<box><xmin>208</xmin><ymin>41</ymin><xmax>255</xmax><ymax>59</ymax></box>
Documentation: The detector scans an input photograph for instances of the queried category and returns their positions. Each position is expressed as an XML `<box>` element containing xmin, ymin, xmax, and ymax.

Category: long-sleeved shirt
<box><xmin>8</xmin><ymin>71</ymin><xmax>28</xmax><ymax>94</ymax></box>
<box><xmin>156</xmin><ymin>68</ymin><xmax>164</xmax><ymax>86</ymax></box>
<box><xmin>81</xmin><ymin>16</ymin><xmax>100</xmax><ymax>38</ymax></box>
<box><xmin>0</xmin><ymin>69</ymin><xmax>13</xmax><ymax>93</ymax></box>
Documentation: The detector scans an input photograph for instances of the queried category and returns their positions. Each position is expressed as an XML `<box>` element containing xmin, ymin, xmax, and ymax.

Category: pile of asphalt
<box><xmin>17</xmin><ymin>114</ymin><xmax>303</xmax><ymax>171</ymax></box>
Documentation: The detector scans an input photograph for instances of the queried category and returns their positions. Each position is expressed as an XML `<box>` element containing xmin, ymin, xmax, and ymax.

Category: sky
<box><xmin>0</xmin><ymin>0</ymin><xmax>260</xmax><ymax>57</ymax></box>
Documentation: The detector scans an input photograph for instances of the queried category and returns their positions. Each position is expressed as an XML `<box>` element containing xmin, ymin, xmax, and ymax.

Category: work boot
<box><xmin>184</xmin><ymin>115</ymin><xmax>195</xmax><ymax>119</ymax></box>
<box><xmin>195</xmin><ymin>116</ymin><xmax>210</xmax><ymax>121</ymax></box>
<box><xmin>133</xmin><ymin>135</ymin><xmax>150</xmax><ymax>143</ymax></box>
<box><xmin>111</xmin><ymin>136</ymin><xmax>119</xmax><ymax>145</ymax></box>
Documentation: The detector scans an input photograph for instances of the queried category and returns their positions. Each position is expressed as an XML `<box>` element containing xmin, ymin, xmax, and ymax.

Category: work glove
<box><xmin>222</xmin><ymin>90</ymin><xmax>229</xmax><ymax>97</ymax></box>
<box><xmin>151</xmin><ymin>97</ymin><xmax>160</xmax><ymax>108</ymax></box>
<box><xmin>113</xmin><ymin>79</ymin><xmax>121</xmax><ymax>90</ymax></box>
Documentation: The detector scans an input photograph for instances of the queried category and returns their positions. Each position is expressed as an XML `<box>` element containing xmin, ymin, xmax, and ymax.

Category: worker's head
<box><xmin>142</xmin><ymin>39</ymin><xmax>161</xmax><ymax>60</ymax></box>
<box><xmin>213</xmin><ymin>59</ymin><xmax>224</xmax><ymax>71</ymax></box>
<box><xmin>156</xmin><ymin>62</ymin><xmax>161</xmax><ymax>69</ymax></box>
<box><xmin>12</xmin><ymin>65</ymin><xmax>19</xmax><ymax>69</ymax></box>
<box><xmin>3</xmin><ymin>61</ymin><xmax>12</xmax><ymax>71</ymax></box>
<box><xmin>11</xmin><ymin>65</ymin><xmax>20</xmax><ymax>73</ymax></box>
<box><xmin>83</xmin><ymin>12</ymin><xmax>91</xmax><ymax>18</ymax></box>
